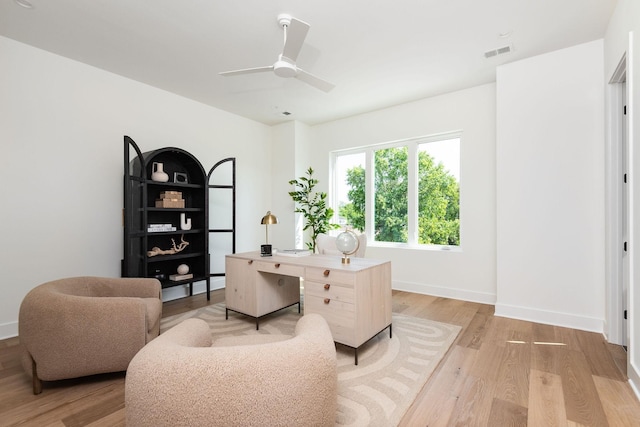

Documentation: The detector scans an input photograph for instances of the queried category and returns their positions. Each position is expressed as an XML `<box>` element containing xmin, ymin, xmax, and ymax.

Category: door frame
<box><xmin>606</xmin><ymin>53</ymin><xmax>628</xmax><ymax>346</ymax></box>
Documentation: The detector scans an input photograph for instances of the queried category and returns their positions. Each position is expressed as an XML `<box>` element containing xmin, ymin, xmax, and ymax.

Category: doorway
<box><xmin>607</xmin><ymin>54</ymin><xmax>628</xmax><ymax>347</ymax></box>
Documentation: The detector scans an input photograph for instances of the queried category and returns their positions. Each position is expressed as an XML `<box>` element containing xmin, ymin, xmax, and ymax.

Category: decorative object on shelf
<box><xmin>171</xmin><ymin>264</ymin><xmax>192</xmax><ymax>281</ymax></box>
<box><xmin>174</xmin><ymin>172</ymin><xmax>188</xmax><ymax>184</ymax></box>
<box><xmin>148</xmin><ymin>224</ymin><xmax>176</xmax><ymax>232</ymax></box>
<box><xmin>260</xmin><ymin>211</ymin><xmax>278</xmax><ymax>257</ymax></box>
<box><xmin>151</xmin><ymin>162</ymin><xmax>169</xmax><ymax>182</ymax></box>
<box><xmin>169</xmin><ymin>272</ymin><xmax>194</xmax><ymax>281</ymax></box>
<box><xmin>288</xmin><ymin>167</ymin><xmax>339</xmax><ymax>253</ymax></box>
<box><xmin>336</xmin><ymin>229</ymin><xmax>360</xmax><ymax>264</ymax></box>
<box><xmin>156</xmin><ymin>191</ymin><xmax>185</xmax><ymax>208</ymax></box>
<box><xmin>147</xmin><ymin>235</ymin><xmax>189</xmax><ymax>257</ymax></box>
<box><xmin>180</xmin><ymin>213</ymin><xmax>192</xmax><ymax>230</ymax></box>
<box><xmin>177</xmin><ymin>264</ymin><xmax>189</xmax><ymax>275</ymax></box>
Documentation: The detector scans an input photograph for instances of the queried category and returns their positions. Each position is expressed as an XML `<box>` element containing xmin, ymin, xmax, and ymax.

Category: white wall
<box><xmin>270</xmin><ymin>122</ymin><xmax>296</xmax><ymax>250</ymax></box>
<box><xmin>309</xmin><ymin>84</ymin><xmax>497</xmax><ymax>304</ymax></box>
<box><xmin>603</xmin><ymin>0</ymin><xmax>640</xmax><ymax>397</ymax></box>
<box><xmin>0</xmin><ymin>36</ymin><xmax>271</xmax><ymax>338</ymax></box>
<box><xmin>270</xmin><ymin>121</ymin><xmax>314</xmax><ymax>251</ymax></box>
<box><xmin>495</xmin><ymin>40</ymin><xmax>605</xmax><ymax>332</ymax></box>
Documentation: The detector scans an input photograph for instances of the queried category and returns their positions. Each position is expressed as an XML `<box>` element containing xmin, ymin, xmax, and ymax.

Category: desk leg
<box><xmin>349</xmin><ymin>323</ymin><xmax>392</xmax><ymax>366</ymax></box>
<box><xmin>225</xmin><ymin>308</ymin><xmax>228</xmax><ymax>320</ymax></box>
<box><xmin>298</xmin><ymin>301</ymin><xmax>301</xmax><ymax>313</ymax></box>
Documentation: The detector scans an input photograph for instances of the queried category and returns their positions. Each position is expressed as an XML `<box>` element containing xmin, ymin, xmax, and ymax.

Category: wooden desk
<box><xmin>225</xmin><ymin>251</ymin><xmax>392</xmax><ymax>364</ymax></box>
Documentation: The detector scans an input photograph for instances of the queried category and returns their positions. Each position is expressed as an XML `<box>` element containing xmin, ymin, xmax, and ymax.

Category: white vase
<box><xmin>151</xmin><ymin>162</ymin><xmax>169</xmax><ymax>182</ymax></box>
<box><xmin>180</xmin><ymin>213</ymin><xmax>192</xmax><ymax>230</ymax></box>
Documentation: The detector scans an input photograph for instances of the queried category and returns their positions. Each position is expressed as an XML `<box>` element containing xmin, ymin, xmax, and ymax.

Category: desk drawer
<box><xmin>305</xmin><ymin>280</ymin><xmax>355</xmax><ymax>304</ymax></box>
<box><xmin>305</xmin><ymin>294</ymin><xmax>355</xmax><ymax>345</ymax></box>
<box><xmin>305</xmin><ymin>266</ymin><xmax>355</xmax><ymax>286</ymax></box>
<box><xmin>254</xmin><ymin>260</ymin><xmax>304</xmax><ymax>277</ymax></box>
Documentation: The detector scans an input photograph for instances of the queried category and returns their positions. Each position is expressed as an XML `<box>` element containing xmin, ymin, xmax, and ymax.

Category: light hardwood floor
<box><xmin>1</xmin><ymin>290</ymin><xmax>639</xmax><ymax>426</ymax></box>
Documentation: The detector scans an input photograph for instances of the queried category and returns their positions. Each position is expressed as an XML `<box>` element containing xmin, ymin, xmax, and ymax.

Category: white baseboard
<box><xmin>495</xmin><ymin>302</ymin><xmax>604</xmax><ymax>333</ymax></box>
<box><xmin>629</xmin><ymin>360</ymin><xmax>640</xmax><ymax>402</ymax></box>
<box><xmin>0</xmin><ymin>278</ymin><xmax>227</xmax><ymax>341</ymax></box>
<box><xmin>392</xmin><ymin>280</ymin><xmax>496</xmax><ymax>305</ymax></box>
<box><xmin>0</xmin><ymin>321</ymin><xmax>18</xmax><ymax>340</ymax></box>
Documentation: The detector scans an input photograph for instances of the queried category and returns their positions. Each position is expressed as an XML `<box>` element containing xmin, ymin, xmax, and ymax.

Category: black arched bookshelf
<box><xmin>123</xmin><ymin>136</ymin><xmax>237</xmax><ymax>300</ymax></box>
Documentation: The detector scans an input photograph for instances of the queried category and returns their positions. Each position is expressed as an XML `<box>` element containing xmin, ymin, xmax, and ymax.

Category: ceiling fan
<box><xmin>219</xmin><ymin>14</ymin><xmax>335</xmax><ymax>92</ymax></box>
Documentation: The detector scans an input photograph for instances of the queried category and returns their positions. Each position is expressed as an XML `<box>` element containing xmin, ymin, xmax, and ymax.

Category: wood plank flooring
<box><xmin>1</xmin><ymin>290</ymin><xmax>639</xmax><ymax>426</ymax></box>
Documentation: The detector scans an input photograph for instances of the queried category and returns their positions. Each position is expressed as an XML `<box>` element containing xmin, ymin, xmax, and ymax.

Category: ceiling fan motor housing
<box><xmin>274</xmin><ymin>57</ymin><xmax>297</xmax><ymax>77</ymax></box>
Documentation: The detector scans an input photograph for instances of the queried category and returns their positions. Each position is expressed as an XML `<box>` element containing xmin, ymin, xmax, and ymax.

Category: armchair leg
<box><xmin>31</xmin><ymin>356</ymin><xmax>42</xmax><ymax>395</ymax></box>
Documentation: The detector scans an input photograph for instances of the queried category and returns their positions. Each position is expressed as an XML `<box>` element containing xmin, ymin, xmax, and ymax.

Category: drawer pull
<box><xmin>323</xmin><ymin>269</ymin><xmax>330</xmax><ymax>277</ymax></box>
<box><xmin>324</xmin><ymin>284</ymin><xmax>330</xmax><ymax>290</ymax></box>
<box><xmin>275</xmin><ymin>263</ymin><xmax>281</xmax><ymax>268</ymax></box>
<box><xmin>324</xmin><ymin>298</ymin><xmax>330</xmax><ymax>304</ymax></box>
<box><xmin>248</xmin><ymin>260</ymin><xmax>253</xmax><ymax>265</ymax></box>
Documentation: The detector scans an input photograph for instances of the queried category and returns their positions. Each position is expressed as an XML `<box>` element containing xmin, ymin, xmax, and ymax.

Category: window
<box><xmin>332</xmin><ymin>133</ymin><xmax>460</xmax><ymax>247</ymax></box>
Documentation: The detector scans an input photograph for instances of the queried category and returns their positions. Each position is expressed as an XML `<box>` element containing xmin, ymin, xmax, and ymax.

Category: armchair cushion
<box><xmin>125</xmin><ymin>313</ymin><xmax>338</xmax><ymax>427</ymax></box>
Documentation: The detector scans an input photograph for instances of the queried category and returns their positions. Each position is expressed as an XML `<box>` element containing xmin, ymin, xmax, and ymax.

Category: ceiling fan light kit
<box><xmin>219</xmin><ymin>13</ymin><xmax>334</xmax><ymax>92</ymax></box>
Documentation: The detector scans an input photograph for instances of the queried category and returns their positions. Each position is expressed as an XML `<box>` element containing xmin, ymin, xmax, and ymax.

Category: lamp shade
<box><xmin>260</xmin><ymin>211</ymin><xmax>278</xmax><ymax>245</ymax></box>
<box><xmin>261</xmin><ymin>211</ymin><xmax>278</xmax><ymax>225</ymax></box>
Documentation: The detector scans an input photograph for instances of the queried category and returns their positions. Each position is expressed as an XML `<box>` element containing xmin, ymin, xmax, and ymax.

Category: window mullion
<box><xmin>408</xmin><ymin>143</ymin><xmax>418</xmax><ymax>245</ymax></box>
<box><xmin>365</xmin><ymin>148</ymin><xmax>374</xmax><ymax>241</ymax></box>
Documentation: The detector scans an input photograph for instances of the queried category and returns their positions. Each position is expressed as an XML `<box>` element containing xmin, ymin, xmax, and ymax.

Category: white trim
<box><xmin>495</xmin><ymin>303</ymin><xmax>604</xmax><ymax>333</ymax></box>
<box><xmin>0</xmin><ymin>321</ymin><xmax>18</xmax><ymax>340</ymax></box>
<box><xmin>330</xmin><ymin>130</ymin><xmax>463</xmax><ymax>155</ymax></box>
<box><xmin>605</xmin><ymin>53</ymin><xmax>627</xmax><ymax>345</ymax></box>
<box><xmin>629</xmin><ymin>360</ymin><xmax>640</xmax><ymax>401</ymax></box>
<box><xmin>628</xmin><ymin>29</ymin><xmax>637</xmax><ymax>386</ymax></box>
<box><xmin>392</xmin><ymin>280</ymin><xmax>496</xmax><ymax>305</ymax></box>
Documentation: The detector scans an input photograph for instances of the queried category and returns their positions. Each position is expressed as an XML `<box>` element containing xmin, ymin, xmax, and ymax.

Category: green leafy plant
<box><xmin>288</xmin><ymin>167</ymin><xmax>339</xmax><ymax>252</ymax></box>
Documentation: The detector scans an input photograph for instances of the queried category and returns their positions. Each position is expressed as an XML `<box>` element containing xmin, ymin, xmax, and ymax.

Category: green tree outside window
<box><xmin>339</xmin><ymin>147</ymin><xmax>459</xmax><ymax>245</ymax></box>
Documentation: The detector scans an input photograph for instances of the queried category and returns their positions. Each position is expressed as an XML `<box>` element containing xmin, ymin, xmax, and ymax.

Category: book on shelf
<box><xmin>169</xmin><ymin>273</ymin><xmax>194</xmax><ymax>281</ymax></box>
<box><xmin>277</xmin><ymin>249</ymin><xmax>311</xmax><ymax>257</ymax></box>
<box><xmin>148</xmin><ymin>224</ymin><xmax>176</xmax><ymax>232</ymax></box>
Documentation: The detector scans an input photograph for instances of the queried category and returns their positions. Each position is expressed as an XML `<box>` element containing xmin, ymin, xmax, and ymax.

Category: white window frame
<box><xmin>330</xmin><ymin>131</ymin><xmax>462</xmax><ymax>250</ymax></box>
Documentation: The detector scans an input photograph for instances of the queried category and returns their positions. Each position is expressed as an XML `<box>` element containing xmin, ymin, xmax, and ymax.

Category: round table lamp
<box><xmin>335</xmin><ymin>230</ymin><xmax>360</xmax><ymax>264</ymax></box>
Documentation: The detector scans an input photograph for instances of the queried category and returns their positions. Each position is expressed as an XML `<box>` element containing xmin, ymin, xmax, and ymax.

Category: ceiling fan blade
<box><xmin>282</xmin><ymin>18</ymin><xmax>309</xmax><ymax>62</ymax></box>
<box><xmin>295</xmin><ymin>68</ymin><xmax>335</xmax><ymax>92</ymax></box>
<box><xmin>219</xmin><ymin>66</ymin><xmax>273</xmax><ymax>76</ymax></box>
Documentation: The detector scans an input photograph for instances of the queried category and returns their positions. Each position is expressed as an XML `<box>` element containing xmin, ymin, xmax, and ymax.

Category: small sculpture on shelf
<box><xmin>177</xmin><ymin>264</ymin><xmax>189</xmax><ymax>275</ymax></box>
<box><xmin>180</xmin><ymin>213</ymin><xmax>192</xmax><ymax>230</ymax></box>
<box><xmin>147</xmin><ymin>235</ymin><xmax>189</xmax><ymax>257</ymax></box>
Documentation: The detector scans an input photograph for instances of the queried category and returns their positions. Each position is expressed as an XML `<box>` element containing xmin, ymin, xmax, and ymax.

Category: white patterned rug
<box><xmin>161</xmin><ymin>303</ymin><xmax>460</xmax><ymax>427</ymax></box>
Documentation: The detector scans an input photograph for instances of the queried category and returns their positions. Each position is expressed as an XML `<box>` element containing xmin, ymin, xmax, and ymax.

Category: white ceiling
<box><xmin>0</xmin><ymin>0</ymin><xmax>616</xmax><ymax>126</ymax></box>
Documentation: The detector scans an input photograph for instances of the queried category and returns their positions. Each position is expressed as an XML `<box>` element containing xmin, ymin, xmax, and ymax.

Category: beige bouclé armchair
<box><xmin>125</xmin><ymin>313</ymin><xmax>338</xmax><ymax>427</ymax></box>
<box><xmin>19</xmin><ymin>276</ymin><xmax>162</xmax><ymax>394</ymax></box>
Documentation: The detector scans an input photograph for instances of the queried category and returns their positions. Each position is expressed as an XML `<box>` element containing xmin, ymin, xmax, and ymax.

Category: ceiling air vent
<box><xmin>484</xmin><ymin>45</ymin><xmax>512</xmax><ymax>59</ymax></box>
